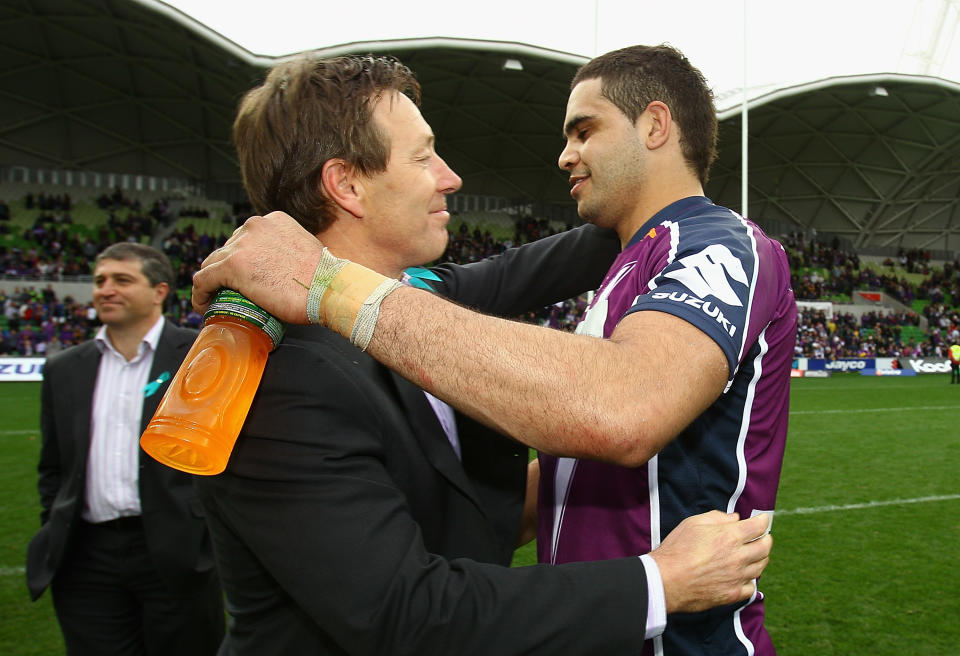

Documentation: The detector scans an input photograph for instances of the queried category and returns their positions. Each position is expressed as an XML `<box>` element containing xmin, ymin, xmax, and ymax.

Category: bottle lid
<box><xmin>204</xmin><ymin>289</ymin><xmax>285</xmax><ymax>349</ymax></box>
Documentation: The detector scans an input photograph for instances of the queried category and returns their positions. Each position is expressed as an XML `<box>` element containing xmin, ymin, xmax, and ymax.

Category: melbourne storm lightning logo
<box><xmin>663</xmin><ymin>244</ymin><xmax>748</xmax><ymax>306</ymax></box>
<box><xmin>651</xmin><ymin>244</ymin><xmax>749</xmax><ymax>337</ymax></box>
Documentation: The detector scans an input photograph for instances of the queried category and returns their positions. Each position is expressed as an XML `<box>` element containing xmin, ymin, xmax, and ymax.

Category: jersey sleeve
<box><xmin>624</xmin><ymin>216</ymin><xmax>761</xmax><ymax>378</ymax></box>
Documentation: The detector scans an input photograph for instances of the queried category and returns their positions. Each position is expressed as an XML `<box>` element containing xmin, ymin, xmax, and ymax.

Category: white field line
<box><xmin>1</xmin><ymin>495</ymin><xmax>957</xmax><ymax>576</ymax></box>
<box><xmin>776</xmin><ymin>494</ymin><xmax>960</xmax><ymax>516</ymax></box>
<box><xmin>1</xmin><ymin>401</ymin><xmax>953</xmax><ymax>571</ymax></box>
<box><xmin>790</xmin><ymin>405</ymin><xmax>956</xmax><ymax>415</ymax></box>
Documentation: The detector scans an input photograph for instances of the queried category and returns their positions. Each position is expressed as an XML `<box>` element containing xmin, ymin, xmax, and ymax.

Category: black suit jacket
<box><xmin>196</xmin><ymin>226</ymin><xmax>651</xmax><ymax>655</ymax></box>
<box><xmin>26</xmin><ymin>319</ymin><xmax>218</xmax><ymax>600</ymax></box>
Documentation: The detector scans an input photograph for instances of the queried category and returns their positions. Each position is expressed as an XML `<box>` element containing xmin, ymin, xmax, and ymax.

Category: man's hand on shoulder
<box><xmin>191</xmin><ymin>212</ymin><xmax>323</xmax><ymax>323</ymax></box>
<box><xmin>652</xmin><ymin>510</ymin><xmax>772</xmax><ymax>614</ymax></box>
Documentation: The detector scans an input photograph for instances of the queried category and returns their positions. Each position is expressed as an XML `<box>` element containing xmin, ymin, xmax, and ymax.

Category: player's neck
<box><xmin>615</xmin><ymin>179</ymin><xmax>705</xmax><ymax>248</ymax></box>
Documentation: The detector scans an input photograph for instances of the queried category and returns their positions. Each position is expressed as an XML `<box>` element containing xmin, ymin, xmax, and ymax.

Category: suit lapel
<box><xmin>140</xmin><ymin>321</ymin><xmax>188</xmax><ymax>430</ymax></box>
<box><xmin>138</xmin><ymin>321</ymin><xmax>196</xmax><ymax>500</ymax></box>
<box><xmin>388</xmin><ymin>371</ymin><xmax>487</xmax><ymax>514</ymax></box>
<box><xmin>73</xmin><ymin>343</ymin><xmax>102</xmax><ymax>455</ymax></box>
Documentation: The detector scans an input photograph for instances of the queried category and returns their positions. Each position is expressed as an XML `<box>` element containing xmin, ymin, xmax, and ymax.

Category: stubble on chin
<box><xmin>576</xmin><ymin>201</ymin><xmax>610</xmax><ymax>229</ymax></box>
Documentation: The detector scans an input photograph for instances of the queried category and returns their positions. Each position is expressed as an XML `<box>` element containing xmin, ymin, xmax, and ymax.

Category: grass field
<box><xmin>2</xmin><ymin>374</ymin><xmax>958</xmax><ymax>654</ymax></box>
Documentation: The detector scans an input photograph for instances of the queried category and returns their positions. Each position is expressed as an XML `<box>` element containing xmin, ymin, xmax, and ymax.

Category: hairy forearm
<box><xmin>190</xmin><ymin>214</ymin><xmax>726</xmax><ymax>462</ymax></box>
<box><xmin>368</xmin><ymin>288</ymin><xmax>688</xmax><ymax>465</ymax></box>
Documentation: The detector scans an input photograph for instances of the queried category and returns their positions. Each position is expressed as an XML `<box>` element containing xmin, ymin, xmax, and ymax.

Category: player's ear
<box><xmin>319</xmin><ymin>159</ymin><xmax>364</xmax><ymax>219</ymax></box>
<box><xmin>642</xmin><ymin>101</ymin><xmax>672</xmax><ymax>150</ymax></box>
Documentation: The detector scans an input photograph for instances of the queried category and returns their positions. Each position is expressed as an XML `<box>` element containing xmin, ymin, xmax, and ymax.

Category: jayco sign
<box><xmin>807</xmin><ymin>359</ymin><xmax>875</xmax><ymax>372</ymax></box>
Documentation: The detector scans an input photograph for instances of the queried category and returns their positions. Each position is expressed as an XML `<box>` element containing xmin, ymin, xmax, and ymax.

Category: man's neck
<box><xmin>105</xmin><ymin>315</ymin><xmax>160</xmax><ymax>361</ymax></box>
<box><xmin>318</xmin><ymin>223</ymin><xmax>405</xmax><ymax>279</ymax></box>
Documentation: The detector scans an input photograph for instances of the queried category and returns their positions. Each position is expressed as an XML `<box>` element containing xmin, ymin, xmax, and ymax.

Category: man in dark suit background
<box><xmin>190</xmin><ymin>55</ymin><xmax>772</xmax><ymax>655</ymax></box>
<box><xmin>26</xmin><ymin>242</ymin><xmax>224</xmax><ymax>655</ymax></box>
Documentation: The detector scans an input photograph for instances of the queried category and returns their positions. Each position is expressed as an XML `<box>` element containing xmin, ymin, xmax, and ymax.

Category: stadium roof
<box><xmin>2</xmin><ymin>0</ymin><xmax>959</xmax><ymax>255</ymax></box>
<box><xmin>710</xmin><ymin>75</ymin><xmax>960</xmax><ymax>255</ymax></box>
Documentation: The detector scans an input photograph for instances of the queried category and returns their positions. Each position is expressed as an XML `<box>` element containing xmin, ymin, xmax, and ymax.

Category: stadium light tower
<box><xmin>899</xmin><ymin>0</ymin><xmax>960</xmax><ymax>76</ymax></box>
<box><xmin>593</xmin><ymin>0</ymin><xmax>600</xmax><ymax>56</ymax></box>
<box><xmin>741</xmin><ymin>0</ymin><xmax>749</xmax><ymax>219</ymax></box>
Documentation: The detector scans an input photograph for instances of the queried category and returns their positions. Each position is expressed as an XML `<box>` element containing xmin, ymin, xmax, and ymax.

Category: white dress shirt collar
<box><xmin>94</xmin><ymin>315</ymin><xmax>165</xmax><ymax>361</ymax></box>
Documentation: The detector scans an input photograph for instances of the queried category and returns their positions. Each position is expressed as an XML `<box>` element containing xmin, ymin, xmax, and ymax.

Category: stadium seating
<box><xmin>2</xmin><ymin>187</ymin><xmax>959</xmax><ymax>358</ymax></box>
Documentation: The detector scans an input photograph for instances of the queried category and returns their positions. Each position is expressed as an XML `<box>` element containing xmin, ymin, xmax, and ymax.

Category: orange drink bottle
<box><xmin>140</xmin><ymin>289</ymin><xmax>284</xmax><ymax>475</ymax></box>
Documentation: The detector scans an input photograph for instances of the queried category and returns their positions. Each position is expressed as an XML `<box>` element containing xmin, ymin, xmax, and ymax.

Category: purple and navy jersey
<box><xmin>537</xmin><ymin>196</ymin><xmax>796</xmax><ymax>656</ymax></box>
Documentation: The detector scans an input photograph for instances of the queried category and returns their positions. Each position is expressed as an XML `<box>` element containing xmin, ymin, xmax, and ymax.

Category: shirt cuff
<box><xmin>639</xmin><ymin>553</ymin><xmax>667</xmax><ymax>639</ymax></box>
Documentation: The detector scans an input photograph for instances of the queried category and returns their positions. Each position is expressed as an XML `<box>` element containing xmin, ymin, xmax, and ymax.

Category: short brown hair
<box><xmin>572</xmin><ymin>44</ymin><xmax>718</xmax><ymax>185</ymax></box>
<box><xmin>94</xmin><ymin>242</ymin><xmax>175</xmax><ymax>310</ymax></box>
<box><xmin>233</xmin><ymin>55</ymin><xmax>422</xmax><ymax>234</ymax></box>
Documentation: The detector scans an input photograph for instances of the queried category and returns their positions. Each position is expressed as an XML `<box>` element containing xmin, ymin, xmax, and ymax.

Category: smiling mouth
<box><xmin>569</xmin><ymin>175</ymin><xmax>588</xmax><ymax>197</ymax></box>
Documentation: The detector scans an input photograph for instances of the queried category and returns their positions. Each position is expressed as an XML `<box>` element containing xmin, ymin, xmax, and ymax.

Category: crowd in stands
<box><xmin>3</xmin><ymin>194</ymin><xmax>960</xmax><ymax>359</ymax></box>
<box><xmin>179</xmin><ymin>206</ymin><xmax>212</xmax><ymax>218</ymax></box>
<box><xmin>794</xmin><ymin>308</ymin><xmax>959</xmax><ymax>359</ymax></box>
<box><xmin>4</xmin><ymin>233</ymin><xmax>97</xmax><ymax>278</ymax></box>
<box><xmin>784</xmin><ymin>233</ymin><xmax>960</xmax><ymax>358</ymax></box>
<box><xmin>439</xmin><ymin>215</ymin><xmax>560</xmax><ymax>264</ymax></box>
<box><xmin>791</xmin><ymin>266</ymin><xmax>920</xmax><ymax>306</ymax></box>
<box><xmin>0</xmin><ymin>190</ymin><xmax>186</xmax><ymax>280</ymax></box>
<box><xmin>162</xmin><ymin>225</ymin><xmax>228</xmax><ymax>290</ymax></box>
<box><xmin>784</xmin><ymin>232</ymin><xmax>920</xmax><ymax>306</ymax></box>
<box><xmin>26</xmin><ymin>192</ymin><xmax>72</xmax><ymax>213</ymax></box>
<box><xmin>438</xmin><ymin>216</ymin><xmax>591</xmax><ymax>328</ymax></box>
<box><xmin>1</xmin><ymin>284</ymin><xmax>90</xmax><ymax>357</ymax></box>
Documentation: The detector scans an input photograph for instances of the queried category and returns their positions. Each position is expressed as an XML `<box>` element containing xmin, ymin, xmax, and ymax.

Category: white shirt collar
<box><xmin>94</xmin><ymin>315</ymin><xmax>165</xmax><ymax>361</ymax></box>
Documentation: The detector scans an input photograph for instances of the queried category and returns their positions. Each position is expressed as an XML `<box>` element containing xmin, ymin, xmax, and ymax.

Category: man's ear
<box><xmin>319</xmin><ymin>158</ymin><xmax>364</xmax><ymax>219</ymax></box>
<box><xmin>642</xmin><ymin>101</ymin><xmax>672</xmax><ymax>151</ymax></box>
<box><xmin>153</xmin><ymin>281</ymin><xmax>170</xmax><ymax>308</ymax></box>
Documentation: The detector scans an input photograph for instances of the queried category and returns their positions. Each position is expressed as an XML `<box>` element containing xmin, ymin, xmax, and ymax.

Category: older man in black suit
<box><xmin>186</xmin><ymin>55</ymin><xmax>772</xmax><ymax>655</ymax></box>
<box><xmin>26</xmin><ymin>242</ymin><xmax>223</xmax><ymax>655</ymax></box>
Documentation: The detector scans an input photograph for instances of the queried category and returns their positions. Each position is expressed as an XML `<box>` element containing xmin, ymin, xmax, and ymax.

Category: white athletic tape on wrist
<box><xmin>351</xmin><ymin>278</ymin><xmax>403</xmax><ymax>351</ymax></box>
<box><xmin>305</xmin><ymin>247</ymin><xmax>402</xmax><ymax>350</ymax></box>
<box><xmin>306</xmin><ymin>247</ymin><xmax>348</xmax><ymax>325</ymax></box>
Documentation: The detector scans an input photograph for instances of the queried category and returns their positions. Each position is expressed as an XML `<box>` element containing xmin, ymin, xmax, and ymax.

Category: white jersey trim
<box><xmin>650</xmin><ymin>449</ymin><xmax>663</xmax><ymax>656</ymax></box>
<box><xmin>557</xmin><ymin>260</ymin><xmax>638</xmax><ymax>562</ymax></box>
<box><xmin>730</xmin><ymin>212</ymin><xmax>760</xmax><ymax>392</ymax></box>
<box><xmin>550</xmin><ymin>457</ymin><xmax>578</xmax><ymax>564</ymax></box>
<box><xmin>726</xmin><ymin>325</ymin><xmax>768</xmax><ymax>656</ymax></box>
<box><xmin>648</xmin><ymin>454</ymin><xmax>662</xmax><ymax>549</ymax></box>
<box><xmin>734</xmin><ymin>586</ymin><xmax>760</xmax><ymax>656</ymax></box>
<box><xmin>646</xmin><ymin>220</ymin><xmax>679</xmax><ymax>292</ymax></box>
<box><xmin>727</xmin><ymin>325</ymin><xmax>768</xmax><ymax>515</ymax></box>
